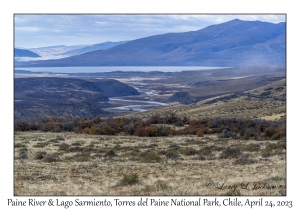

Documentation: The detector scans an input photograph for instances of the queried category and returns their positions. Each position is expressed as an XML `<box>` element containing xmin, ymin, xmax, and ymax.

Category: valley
<box><xmin>14</xmin><ymin>66</ymin><xmax>286</xmax><ymax>119</ymax></box>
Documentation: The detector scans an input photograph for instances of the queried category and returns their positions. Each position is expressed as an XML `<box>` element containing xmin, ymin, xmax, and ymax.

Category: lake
<box><xmin>14</xmin><ymin>66</ymin><xmax>227</xmax><ymax>73</ymax></box>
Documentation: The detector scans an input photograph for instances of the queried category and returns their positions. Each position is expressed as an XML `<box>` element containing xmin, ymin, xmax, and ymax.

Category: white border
<box><xmin>1</xmin><ymin>0</ymin><xmax>298</xmax><ymax>209</ymax></box>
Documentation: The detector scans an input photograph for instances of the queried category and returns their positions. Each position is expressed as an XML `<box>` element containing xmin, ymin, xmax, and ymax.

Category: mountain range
<box><xmin>14</xmin><ymin>48</ymin><xmax>40</xmax><ymax>57</ymax></box>
<box><xmin>26</xmin><ymin>41</ymin><xmax>127</xmax><ymax>58</ymax></box>
<box><xmin>15</xmin><ymin>19</ymin><xmax>286</xmax><ymax>67</ymax></box>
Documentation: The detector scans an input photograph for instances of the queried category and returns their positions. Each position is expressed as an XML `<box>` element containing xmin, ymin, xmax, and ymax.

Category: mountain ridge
<box><xmin>15</xmin><ymin>19</ymin><xmax>286</xmax><ymax>67</ymax></box>
<box><xmin>14</xmin><ymin>48</ymin><xmax>40</xmax><ymax>58</ymax></box>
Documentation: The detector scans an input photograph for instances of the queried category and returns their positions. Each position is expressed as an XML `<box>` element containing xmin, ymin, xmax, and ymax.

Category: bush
<box><xmin>14</xmin><ymin>143</ymin><xmax>27</xmax><ymax>148</ymax></box>
<box><xmin>19</xmin><ymin>150</ymin><xmax>28</xmax><ymax>159</ymax></box>
<box><xmin>197</xmin><ymin>129</ymin><xmax>204</xmax><ymax>137</ymax></box>
<box><xmin>181</xmin><ymin>147</ymin><xmax>198</xmax><ymax>156</ymax></box>
<box><xmin>67</xmin><ymin>146</ymin><xmax>84</xmax><ymax>152</ymax></box>
<box><xmin>169</xmin><ymin>143</ymin><xmax>180</xmax><ymax>150</ymax></box>
<box><xmin>165</xmin><ymin>151</ymin><xmax>179</xmax><ymax>160</ymax></box>
<box><xmin>73</xmin><ymin>152</ymin><xmax>91</xmax><ymax>162</ymax></box>
<box><xmin>261</xmin><ymin>149</ymin><xmax>271</xmax><ymax>158</ymax></box>
<box><xmin>219</xmin><ymin>128</ymin><xmax>231</xmax><ymax>138</ymax></box>
<box><xmin>120</xmin><ymin>173</ymin><xmax>139</xmax><ymax>186</ymax></box>
<box><xmin>105</xmin><ymin>150</ymin><xmax>117</xmax><ymax>158</ymax></box>
<box><xmin>71</xmin><ymin>141</ymin><xmax>83</xmax><ymax>146</ymax></box>
<box><xmin>33</xmin><ymin>143</ymin><xmax>48</xmax><ymax>148</ymax></box>
<box><xmin>99</xmin><ymin>125</ymin><xmax>116</xmax><ymax>135</ymax></box>
<box><xmin>135</xmin><ymin>125</ymin><xmax>157</xmax><ymax>137</ymax></box>
<box><xmin>219</xmin><ymin>146</ymin><xmax>241</xmax><ymax>159</ymax></box>
<box><xmin>58</xmin><ymin>143</ymin><xmax>70</xmax><ymax>151</ymax></box>
<box><xmin>235</xmin><ymin>154</ymin><xmax>255</xmax><ymax>165</ymax></box>
<box><xmin>140</xmin><ymin>152</ymin><xmax>162</xmax><ymax>163</ymax></box>
<box><xmin>244</xmin><ymin>143</ymin><xmax>261</xmax><ymax>152</ymax></box>
<box><xmin>43</xmin><ymin>153</ymin><xmax>59</xmax><ymax>162</ymax></box>
<box><xmin>35</xmin><ymin>151</ymin><xmax>47</xmax><ymax>160</ymax></box>
<box><xmin>196</xmin><ymin>155</ymin><xmax>206</xmax><ymax>161</ymax></box>
<box><xmin>199</xmin><ymin>145</ymin><xmax>223</xmax><ymax>157</ymax></box>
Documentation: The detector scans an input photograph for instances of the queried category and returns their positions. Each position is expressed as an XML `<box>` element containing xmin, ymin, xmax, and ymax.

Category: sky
<box><xmin>15</xmin><ymin>14</ymin><xmax>286</xmax><ymax>49</ymax></box>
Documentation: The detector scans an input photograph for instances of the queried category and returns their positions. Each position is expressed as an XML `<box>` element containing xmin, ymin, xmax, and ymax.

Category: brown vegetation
<box><xmin>14</xmin><ymin>131</ymin><xmax>286</xmax><ymax>196</ymax></box>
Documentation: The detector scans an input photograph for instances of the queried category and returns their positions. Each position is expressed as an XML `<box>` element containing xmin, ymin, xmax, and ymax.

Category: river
<box><xmin>109</xmin><ymin>97</ymin><xmax>168</xmax><ymax>112</ymax></box>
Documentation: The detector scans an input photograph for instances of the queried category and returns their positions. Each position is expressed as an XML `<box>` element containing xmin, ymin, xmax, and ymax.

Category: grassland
<box><xmin>14</xmin><ymin>131</ymin><xmax>286</xmax><ymax>196</ymax></box>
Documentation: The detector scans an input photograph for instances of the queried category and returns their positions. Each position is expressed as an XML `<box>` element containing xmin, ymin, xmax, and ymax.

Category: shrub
<box><xmin>14</xmin><ymin>143</ymin><xmax>27</xmax><ymax>148</ymax></box>
<box><xmin>135</xmin><ymin>125</ymin><xmax>158</xmax><ymax>137</ymax></box>
<box><xmin>197</xmin><ymin>129</ymin><xmax>204</xmax><ymax>137</ymax></box>
<box><xmin>71</xmin><ymin>141</ymin><xmax>83</xmax><ymax>146</ymax></box>
<box><xmin>219</xmin><ymin>128</ymin><xmax>231</xmax><ymax>138</ymax></box>
<box><xmin>19</xmin><ymin>150</ymin><xmax>28</xmax><ymax>159</ymax></box>
<box><xmin>33</xmin><ymin>142</ymin><xmax>48</xmax><ymax>148</ymax></box>
<box><xmin>261</xmin><ymin>149</ymin><xmax>271</xmax><ymax>158</ymax></box>
<box><xmin>99</xmin><ymin>125</ymin><xmax>116</xmax><ymax>135</ymax></box>
<box><xmin>169</xmin><ymin>143</ymin><xmax>180</xmax><ymax>150</ymax></box>
<box><xmin>140</xmin><ymin>152</ymin><xmax>162</xmax><ymax>163</ymax></box>
<box><xmin>43</xmin><ymin>153</ymin><xmax>59</xmax><ymax>162</ymax></box>
<box><xmin>55</xmin><ymin>136</ymin><xmax>65</xmax><ymax>141</ymax></box>
<box><xmin>58</xmin><ymin>143</ymin><xmax>70</xmax><ymax>151</ymax></box>
<box><xmin>199</xmin><ymin>145</ymin><xmax>223</xmax><ymax>157</ymax></box>
<box><xmin>276</xmin><ymin>141</ymin><xmax>286</xmax><ymax>150</ymax></box>
<box><xmin>67</xmin><ymin>146</ymin><xmax>84</xmax><ymax>152</ymax></box>
<box><xmin>105</xmin><ymin>150</ymin><xmax>117</xmax><ymax>158</ymax></box>
<box><xmin>35</xmin><ymin>151</ymin><xmax>47</xmax><ymax>160</ymax></box>
<box><xmin>142</xmin><ymin>180</ymin><xmax>170</xmax><ymax>195</ymax></box>
<box><xmin>181</xmin><ymin>147</ymin><xmax>198</xmax><ymax>156</ymax></box>
<box><xmin>235</xmin><ymin>154</ymin><xmax>255</xmax><ymax>165</ymax></box>
<box><xmin>165</xmin><ymin>151</ymin><xmax>179</xmax><ymax>160</ymax></box>
<box><xmin>154</xmin><ymin>180</ymin><xmax>170</xmax><ymax>190</ymax></box>
<box><xmin>219</xmin><ymin>146</ymin><xmax>241</xmax><ymax>159</ymax></box>
<box><xmin>120</xmin><ymin>173</ymin><xmax>139</xmax><ymax>186</ymax></box>
<box><xmin>196</xmin><ymin>155</ymin><xmax>206</xmax><ymax>161</ymax></box>
<box><xmin>244</xmin><ymin>144</ymin><xmax>261</xmax><ymax>152</ymax></box>
<box><xmin>73</xmin><ymin>153</ymin><xmax>91</xmax><ymax>162</ymax></box>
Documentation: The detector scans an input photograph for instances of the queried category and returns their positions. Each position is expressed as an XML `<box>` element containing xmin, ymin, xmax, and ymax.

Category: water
<box><xmin>14</xmin><ymin>66</ymin><xmax>226</xmax><ymax>74</ymax></box>
<box><xmin>109</xmin><ymin>98</ymin><xmax>168</xmax><ymax>112</ymax></box>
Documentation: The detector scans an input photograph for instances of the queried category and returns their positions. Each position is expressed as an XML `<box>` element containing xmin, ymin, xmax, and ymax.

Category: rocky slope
<box><xmin>14</xmin><ymin>77</ymin><xmax>140</xmax><ymax>120</ymax></box>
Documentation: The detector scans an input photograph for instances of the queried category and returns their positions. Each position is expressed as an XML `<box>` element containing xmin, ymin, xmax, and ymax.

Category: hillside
<box><xmin>129</xmin><ymin>79</ymin><xmax>286</xmax><ymax>120</ymax></box>
<box><xmin>15</xmin><ymin>19</ymin><xmax>286</xmax><ymax>67</ymax></box>
<box><xmin>14</xmin><ymin>48</ymin><xmax>40</xmax><ymax>57</ymax></box>
<box><xmin>14</xmin><ymin>77</ymin><xmax>140</xmax><ymax>120</ymax></box>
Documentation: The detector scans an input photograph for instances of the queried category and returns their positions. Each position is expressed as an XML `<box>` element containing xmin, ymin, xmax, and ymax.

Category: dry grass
<box><xmin>14</xmin><ymin>131</ymin><xmax>286</xmax><ymax>196</ymax></box>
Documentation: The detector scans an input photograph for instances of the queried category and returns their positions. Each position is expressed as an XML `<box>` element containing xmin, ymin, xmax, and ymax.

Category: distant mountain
<box><xmin>14</xmin><ymin>48</ymin><xmax>40</xmax><ymax>57</ymax></box>
<box><xmin>27</xmin><ymin>41</ymin><xmax>127</xmax><ymax>58</ymax></box>
<box><xmin>15</xmin><ymin>19</ymin><xmax>286</xmax><ymax>67</ymax></box>
<box><xmin>29</xmin><ymin>45</ymin><xmax>88</xmax><ymax>57</ymax></box>
<box><xmin>61</xmin><ymin>41</ymin><xmax>127</xmax><ymax>57</ymax></box>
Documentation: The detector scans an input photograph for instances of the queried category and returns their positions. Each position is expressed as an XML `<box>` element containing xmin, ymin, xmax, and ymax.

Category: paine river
<box><xmin>109</xmin><ymin>97</ymin><xmax>168</xmax><ymax>112</ymax></box>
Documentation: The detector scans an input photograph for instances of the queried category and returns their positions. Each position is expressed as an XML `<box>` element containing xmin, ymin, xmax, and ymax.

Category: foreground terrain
<box><xmin>14</xmin><ymin>131</ymin><xmax>286</xmax><ymax>196</ymax></box>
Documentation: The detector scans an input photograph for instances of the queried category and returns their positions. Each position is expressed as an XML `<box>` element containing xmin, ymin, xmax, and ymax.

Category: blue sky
<box><xmin>15</xmin><ymin>14</ymin><xmax>286</xmax><ymax>49</ymax></box>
